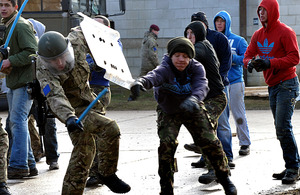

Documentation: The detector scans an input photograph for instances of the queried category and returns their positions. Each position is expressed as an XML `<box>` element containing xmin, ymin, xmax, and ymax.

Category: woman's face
<box><xmin>171</xmin><ymin>52</ymin><xmax>190</xmax><ymax>71</ymax></box>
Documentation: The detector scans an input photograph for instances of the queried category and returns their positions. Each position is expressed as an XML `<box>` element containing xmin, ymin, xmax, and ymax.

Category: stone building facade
<box><xmin>106</xmin><ymin>0</ymin><xmax>300</xmax><ymax>86</ymax></box>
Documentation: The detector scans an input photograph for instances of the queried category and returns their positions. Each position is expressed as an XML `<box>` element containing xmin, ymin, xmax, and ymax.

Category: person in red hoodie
<box><xmin>244</xmin><ymin>0</ymin><xmax>300</xmax><ymax>185</ymax></box>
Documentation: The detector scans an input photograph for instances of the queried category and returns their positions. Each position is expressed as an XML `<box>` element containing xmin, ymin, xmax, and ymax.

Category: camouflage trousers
<box><xmin>156</xmin><ymin>100</ymin><xmax>229</xmax><ymax>195</ymax></box>
<box><xmin>62</xmin><ymin>109</ymin><xmax>120</xmax><ymax>195</ymax></box>
<box><xmin>0</xmin><ymin>118</ymin><xmax>8</xmax><ymax>183</ymax></box>
<box><xmin>88</xmin><ymin>86</ymin><xmax>112</xmax><ymax>177</ymax></box>
<box><xmin>202</xmin><ymin>92</ymin><xmax>228</xmax><ymax>170</ymax></box>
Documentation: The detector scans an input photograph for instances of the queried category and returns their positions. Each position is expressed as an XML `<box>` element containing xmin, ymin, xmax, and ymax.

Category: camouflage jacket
<box><xmin>140</xmin><ymin>31</ymin><xmax>159</xmax><ymax>74</ymax></box>
<box><xmin>36</xmin><ymin>27</ymin><xmax>103</xmax><ymax>123</ymax></box>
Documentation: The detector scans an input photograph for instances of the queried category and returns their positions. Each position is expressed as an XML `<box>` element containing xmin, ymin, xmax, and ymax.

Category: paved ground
<box><xmin>3</xmin><ymin>109</ymin><xmax>300</xmax><ymax>195</ymax></box>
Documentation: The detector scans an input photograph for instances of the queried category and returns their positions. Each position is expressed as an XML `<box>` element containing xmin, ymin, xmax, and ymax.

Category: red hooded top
<box><xmin>243</xmin><ymin>0</ymin><xmax>300</xmax><ymax>87</ymax></box>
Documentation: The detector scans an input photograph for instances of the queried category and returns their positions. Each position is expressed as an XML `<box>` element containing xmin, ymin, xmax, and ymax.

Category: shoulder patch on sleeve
<box><xmin>43</xmin><ymin>84</ymin><xmax>51</xmax><ymax>96</ymax></box>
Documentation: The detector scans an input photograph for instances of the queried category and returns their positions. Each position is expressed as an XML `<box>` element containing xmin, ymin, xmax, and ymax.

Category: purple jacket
<box><xmin>141</xmin><ymin>54</ymin><xmax>209</xmax><ymax>114</ymax></box>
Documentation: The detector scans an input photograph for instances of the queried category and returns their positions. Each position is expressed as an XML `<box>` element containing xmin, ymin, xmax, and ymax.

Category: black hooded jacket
<box><xmin>184</xmin><ymin>21</ymin><xmax>224</xmax><ymax>99</ymax></box>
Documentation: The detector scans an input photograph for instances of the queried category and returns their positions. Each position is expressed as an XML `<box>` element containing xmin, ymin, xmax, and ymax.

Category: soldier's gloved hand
<box><xmin>252</xmin><ymin>59</ymin><xmax>270</xmax><ymax>72</ymax></box>
<box><xmin>0</xmin><ymin>46</ymin><xmax>9</xmax><ymax>60</ymax></box>
<box><xmin>247</xmin><ymin>57</ymin><xmax>255</xmax><ymax>73</ymax></box>
<box><xmin>180</xmin><ymin>96</ymin><xmax>200</xmax><ymax>113</ymax></box>
<box><xmin>66</xmin><ymin>116</ymin><xmax>84</xmax><ymax>133</ymax></box>
<box><xmin>128</xmin><ymin>78</ymin><xmax>146</xmax><ymax>101</ymax></box>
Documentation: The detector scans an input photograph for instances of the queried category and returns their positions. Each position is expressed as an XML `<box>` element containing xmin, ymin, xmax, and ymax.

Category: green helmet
<box><xmin>38</xmin><ymin>31</ymin><xmax>75</xmax><ymax>75</ymax></box>
<box><xmin>38</xmin><ymin>31</ymin><xmax>68</xmax><ymax>58</ymax></box>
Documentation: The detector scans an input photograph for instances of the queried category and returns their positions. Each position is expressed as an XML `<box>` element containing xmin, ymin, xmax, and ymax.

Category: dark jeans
<box><xmin>269</xmin><ymin>76</ymin><xmax>300</xmax><ymax>169</ymax></box>
<box><xmin>30</xmin><ymin>101</ymin><xmax>60</xmax><ymax>164</ymax></box>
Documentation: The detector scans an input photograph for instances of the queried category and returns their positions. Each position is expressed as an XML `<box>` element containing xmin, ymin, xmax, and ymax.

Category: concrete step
<box><xmin>245</xmin><ymin>86</ymin><xmax>268</xmax><ymax>97</ymax></box>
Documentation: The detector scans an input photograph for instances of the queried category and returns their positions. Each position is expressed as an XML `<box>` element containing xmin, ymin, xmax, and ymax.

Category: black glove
<box><xmin>180</xmin><ymin>96</ymin><xmax>200</xmax><ymax>113</ymax></box>
<box><xmin>247</xmin><ymin>57</ymin><xmax>255</xmax><ymax>73</ymax></box>
<box><xmin>128</xmin><ymin>78</ymin><xmax>146</xmax><ymax>101</ymax></box>
<box><xmin>252</xmin><ymin>59</ymin><xmax>270</xmax><ymax>72</ymax></box>
<box><xmin>0</xmin><ymin>46</ymin><xmax>9</xmax><ymax>60</ymax></box>
<box><xmin>66</xmin><ymin>116</ymin><xmax>84</xmax><ymax>133</ymax></box>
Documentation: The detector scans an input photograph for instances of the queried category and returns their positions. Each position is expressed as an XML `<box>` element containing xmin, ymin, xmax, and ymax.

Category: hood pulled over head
<box><xmin>184</xmin><ymin>21</ymin><xmax>206</xmax><ymax>43</ymax></box>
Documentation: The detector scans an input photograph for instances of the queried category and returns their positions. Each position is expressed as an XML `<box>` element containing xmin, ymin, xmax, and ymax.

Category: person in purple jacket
<box><xmin>130</xmin><ymin>37</ymin><xmax>237</xmax><ymax>195</ymax></box>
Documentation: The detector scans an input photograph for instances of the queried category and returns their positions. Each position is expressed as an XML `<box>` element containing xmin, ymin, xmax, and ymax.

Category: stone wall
<box><xmin>107</xmin><ymin>0</ymin><xmax>300</xmax><ymax>85</ymax></box>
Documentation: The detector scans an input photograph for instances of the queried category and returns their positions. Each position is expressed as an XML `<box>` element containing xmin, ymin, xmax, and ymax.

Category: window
<box><xmin>21</xmin><ymin>0</ymin><xmax>62</xmax><ymax>12</ymax></box>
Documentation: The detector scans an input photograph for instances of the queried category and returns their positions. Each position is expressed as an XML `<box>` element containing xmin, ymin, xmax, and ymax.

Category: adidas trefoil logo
<box><xmin>257</xmin><ymin>38</ymin><xmax>274</xmax><ymax>54</ymax></box>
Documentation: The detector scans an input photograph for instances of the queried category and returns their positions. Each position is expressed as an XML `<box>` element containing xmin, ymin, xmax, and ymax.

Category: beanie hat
<box><xmin>191</xmin><ymin>11</ymin><xmax>209</xmax><ymax>28</ymax></box>
<box><xmin>167</xmin><ymin>37</ymin><xmax>195</xmax><ymax>59</ymax></box>
<box><xmin>150</xmin><ymin>24</ymin><xmax>160</xmax><ymax>31</ymax></box>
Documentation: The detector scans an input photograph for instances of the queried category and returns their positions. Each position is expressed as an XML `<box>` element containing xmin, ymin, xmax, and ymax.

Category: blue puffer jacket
<box><xmin>213</xmin><ymin>10</ymin><xmax>248</xmax><ymax>84</ymax></box>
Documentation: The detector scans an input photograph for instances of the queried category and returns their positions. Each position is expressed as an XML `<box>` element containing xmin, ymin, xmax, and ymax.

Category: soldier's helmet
<box><xmin>37</xmin><ymin>31</ymin><xmax>75</xmax><ymax>75</ymax></box>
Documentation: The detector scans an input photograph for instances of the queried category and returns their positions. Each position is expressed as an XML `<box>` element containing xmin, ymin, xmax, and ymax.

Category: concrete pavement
<box><xmin>4</xmin><ymin>109</ymin><xmax>300</xmax><ymax>195</ymax></box>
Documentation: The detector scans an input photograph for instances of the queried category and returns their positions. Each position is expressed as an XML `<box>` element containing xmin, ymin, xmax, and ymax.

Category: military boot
<box><xmin>0</xmin><ymin>182</ymin><xmax>11</xmax><ymax>195</ymax></box>
<box><xmin>191</xmin><ymin>158</ymin><xmax>206</xmax><ymax>168</ymax></box>
<box><xmin>99</xmin><ymin>173</ymin><xmax>131</xmax><ymax>193</ymax></box>
<box><xmin>198</xmin><ymin>169</ymin><xmax>217</xmax><ymax>184</ymax></box>
<box><xmin>86</xmin><ymin>175</ymin><xmax>103</xmax><ymax>187</ymax></box>
<box><xmin>219</xmin><ymin>176</ymin><xmax>237</xmax><ymax>195</ymax></box>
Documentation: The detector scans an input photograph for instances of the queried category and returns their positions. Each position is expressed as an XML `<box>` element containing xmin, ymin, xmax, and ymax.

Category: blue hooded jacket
<box><xmin>213</xmin><ymin>10</ymin><xmax>248</xmax><ymax>84</ymax></box>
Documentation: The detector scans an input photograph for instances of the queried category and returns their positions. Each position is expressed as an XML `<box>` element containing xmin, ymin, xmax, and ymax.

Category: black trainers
<box><xmin>28</xmin><ymin>167</ymin><xmax>39</xmax><ymax>177</ymax></box>
<box><xmin>0</xmin><ymin>182</ymin><xmax>11</xmax><ymax>195</ymax></box>
<box><xmin>239</xmin><ymin>145</ymin><xmax>250</xmax><ymax>156</ymax></box>
<box><xmin>8</xmin><ymin>167</ymin><xmax>29</xmax><ymax>179</ymax></box>
<box><xmin>191</xmin><ymin>159</ymin><xmax>206</xmax><ymax>168</ymax></box>
<box><xmin>86</xmin><ymin>176</ymin><xmax>104</xmax><ymax>187</ymax></box>
<box><xmin>282</xmin><ymin>168</ymin><xmax>300</xmax><ymax>184</ymax></box>
<box><xmin>228</xmin><ymin>160</ymin><xmax>235</xmax><ymax>169</ymax></box>
<box><xmin>184</xmin><ymin>143</ymin><xmax>201</xmax><ymax>154</ymax></box>
<box><xmin>99</xmin><ymin>173</ymin><xmax>131</xmax><ymax>193</ymax></box>
<box><xmin>49</xmin><ymin>162</ymin><xmax>59</xmax><ymax>170</ymax></box>
<box><xmin>198</xmin><ymin>169</ymin><xmax>217</xmax><ymax>184</ymax></box>
<box><xmin>272</xmin><ymin>169</ymin><xmax>286</xmax><ymax>180</ymax></box>
<box><xmin>219</xmin><ymin>176</ymin><xmax>237</xmax><ymax>195</ymax></box>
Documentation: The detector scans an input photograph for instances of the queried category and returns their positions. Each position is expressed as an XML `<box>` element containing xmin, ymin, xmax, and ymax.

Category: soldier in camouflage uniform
<box><xmin>130</xmin><ymin>37</ymin><xmax>237</xmax><ymax>195</ymax></box>
<box><xmin>0</xmin><ymin>120</ymin><xmax>10</xmax><ymax>195</ymax></box>
<box><xmin>140</xmin><ymin>24</ymin><xmax>160</xmax><ymax>76</ymax></box>
<box><xmin>36</xmin><ymin>29</ymin><xmax>130</xmax><ymax>194</ymax></box>
<box><xmin>0</xmin><ymin>47</ymin><xmax>11</xmax><ymax>195</ymax></box>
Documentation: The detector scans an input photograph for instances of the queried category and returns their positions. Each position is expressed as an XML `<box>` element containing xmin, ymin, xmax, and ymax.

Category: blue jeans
<box><xmin>269</xmin><ymin>76</ymin><xmax>300</xmax><ymax>169</ymax></box>
<box><xmin>7</xmin><ymin>86</ymin><xmax>35</xmax><ymax>170</ymax></box>
<box><xmin>217</xmin><ymin>85</ymin><xmax>233</xmax><ymax>160</ymax></box>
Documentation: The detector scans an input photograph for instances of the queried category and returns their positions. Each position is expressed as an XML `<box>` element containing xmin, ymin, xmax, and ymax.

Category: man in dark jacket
<box><xmin>130</xmin><ymin>37</ymin><xmax>237</xmax><ymax>195</ymax></box>
<box><xmin>185</xmin><ymin>11</ymin><xmax>235</xmax><ymax>170</ymax></box>
<box><xmin>184</xmin><ymin>21</ymin><xmax>228</xmax><ymax>184</ymax></box>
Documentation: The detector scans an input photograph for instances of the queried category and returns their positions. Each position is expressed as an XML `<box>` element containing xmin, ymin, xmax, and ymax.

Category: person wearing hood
<box><xmin>129</xmin><ymin>37</ymin><xmax>237</xmax><ymax>195</ymax></box>
<box><xmin>244</xmin><ymin>0</ymin><xmax>300</xmax><ymax>184</ymax></box>
<box><xmin>213</xmin><ymin>10</ymin><xmax>251</xmax><ymax>156</ymax></box>
<box><xmin>184</xmin><ymin>11</ymin><xmax>234</xmax><ymax>170</ymax></box>
<box><xmin>184</xmin><ymin>21</ymin><xmax>232</xmax><ymax>185</ymax></box>
<box><xmin>139</xmin><ymin>24</ymin><xmax>160</xmax><ymax>76</ymax></box>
